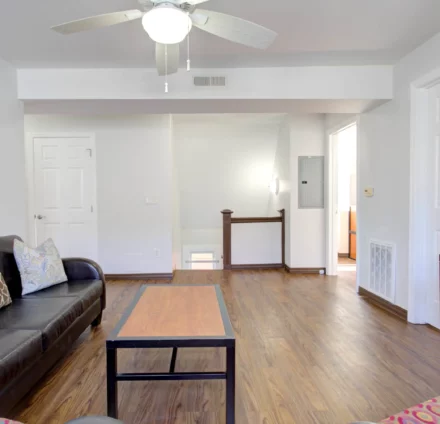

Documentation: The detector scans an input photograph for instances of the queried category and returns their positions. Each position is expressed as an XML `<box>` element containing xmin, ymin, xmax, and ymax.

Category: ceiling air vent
<box><xmin>193</xmin><ymin>76</ymin><xmax>226</xmax><ymax>87</ymax></box>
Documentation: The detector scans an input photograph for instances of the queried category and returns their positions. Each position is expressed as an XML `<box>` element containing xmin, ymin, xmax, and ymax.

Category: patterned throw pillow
<box><xmin>13</xmin><ymin>238</ymin><xmax>68</xmax><ymax>295</ymax></box>
<box><xmin>0</xmin><ymin>273</ymin><xmax>12</xmax><ymax>309</ymax></box>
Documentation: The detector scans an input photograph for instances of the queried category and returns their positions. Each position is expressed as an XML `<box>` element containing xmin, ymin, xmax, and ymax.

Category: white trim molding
<box><xmin>408</xmin><ymin>68</ymin><xmax>440</xmax><ymax>323</ymax></box>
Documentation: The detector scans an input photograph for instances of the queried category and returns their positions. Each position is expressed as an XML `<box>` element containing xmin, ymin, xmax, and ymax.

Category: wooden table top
<box><xmin>115</xmin><ymin>285</ymin><xmax>231</xmax><ymax>339</ymax></box>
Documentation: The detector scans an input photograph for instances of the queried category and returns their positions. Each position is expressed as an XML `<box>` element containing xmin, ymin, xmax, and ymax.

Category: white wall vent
<box><xmin>193</xmin><ymin>76</ymin><xmax>226</xmax><ymax>87</ymax></box>
<box><xmin>369</xmin><ymin>239</ymin><xmax>396</xmax><ymax>302</ymax></box>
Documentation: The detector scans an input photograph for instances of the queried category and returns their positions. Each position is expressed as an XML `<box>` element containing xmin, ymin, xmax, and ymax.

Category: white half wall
<box><xmin>24</xmin><ymin>114</ymin><xmax>173</xmax><ymax>274</ymax></box>
<box><xmin>290</xmin><ymin>115</ymin><xmax>326</xmax><ymax>268</ymax></box>
<box><xmin>232</xmin><ymin>223</ymin><xmax>282</xmax><ymax>265</ymax></box>
<box><xmin>0</xmin><ymin>58</ymin><xmax>26</xmax><ymax>238</ymax></box>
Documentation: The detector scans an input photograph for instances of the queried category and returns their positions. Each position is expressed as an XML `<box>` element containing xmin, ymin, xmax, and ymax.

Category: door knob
<box><xmin>35</xmin><ymin>214</ymin><xmax>45</xmax><ymax>220</ymax></box>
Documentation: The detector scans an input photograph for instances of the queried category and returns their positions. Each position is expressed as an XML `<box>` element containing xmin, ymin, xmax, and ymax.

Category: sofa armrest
<box><xmin>62</xmin><ymin>258</ymin><xmax>106</xmax><ymax>309</ymax></box>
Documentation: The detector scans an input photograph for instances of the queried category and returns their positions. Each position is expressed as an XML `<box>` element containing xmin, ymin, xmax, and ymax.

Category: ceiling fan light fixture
<box><xmin>142</xmin><ymin>5</ymin><xmax>192</xmax><ymax>44</ymax></box>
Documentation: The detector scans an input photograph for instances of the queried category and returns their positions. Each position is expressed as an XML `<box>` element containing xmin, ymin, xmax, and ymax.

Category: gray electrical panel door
<box><xmin>298</xmin><ymin>156</ymin><xmax>324</xmax><ymax>209</ymax></box>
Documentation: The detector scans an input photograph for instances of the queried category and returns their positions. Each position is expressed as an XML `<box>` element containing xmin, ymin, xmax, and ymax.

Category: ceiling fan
<box><xmin>51</xmin><ymin>0</ymin><xmax>277</xmax><ymax>76</ymax></box>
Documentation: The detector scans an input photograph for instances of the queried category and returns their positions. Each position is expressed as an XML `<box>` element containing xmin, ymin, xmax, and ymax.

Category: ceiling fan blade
<box><xmin>174</xmin><ymin>0</ymin><xmax>211</xmax><ymax>4</ymax></box>
<box><xmin>51</xmin><ymin>10</ymin><xmax>144</xmax><ymax>35</ymax></box>
<box><xmin>191</xmin><ymin>10</ymin><xmax>277</xmax><ymax>49</ymax></box>
<box><xmin>156</xmin><ymin>43</ymin><xmax>180</xmax><ymax>76</ymax></box>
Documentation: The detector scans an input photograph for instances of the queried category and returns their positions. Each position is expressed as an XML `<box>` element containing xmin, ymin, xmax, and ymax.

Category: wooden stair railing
<box><xmin>221</xmin><ymin>209</ymin><xmax>285</xmax><ymax>270</ymax></box>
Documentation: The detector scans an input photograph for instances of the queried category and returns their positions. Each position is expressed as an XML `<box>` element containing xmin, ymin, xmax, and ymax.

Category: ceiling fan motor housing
<box><xmin>142</xmin><ymin>3</ymin><xmax>193</xmax><ymax>44</ymax></box>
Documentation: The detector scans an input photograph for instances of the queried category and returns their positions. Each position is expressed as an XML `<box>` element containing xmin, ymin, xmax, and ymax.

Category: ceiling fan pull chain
<box><xmin>187</xmin><ymin>17</ymin><xmax>191</xmax><ymax>71</ymax></box>
<box><xmin>165</xmin><ymin>44</ymin><xmax>169</xmax><ymax>93</ymax></box>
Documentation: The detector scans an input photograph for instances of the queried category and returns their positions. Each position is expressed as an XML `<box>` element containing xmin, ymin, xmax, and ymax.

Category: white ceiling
<box><xmin>2</xmin><ymin>0</ymin><xmax>440</xmax><ymax>68</ymax></box>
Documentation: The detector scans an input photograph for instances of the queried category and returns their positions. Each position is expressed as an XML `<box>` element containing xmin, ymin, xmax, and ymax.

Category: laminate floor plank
<box><xmin>12</xmin><ymin>270</ymin><xmax>440</xmax><ymax>424</ymax></box>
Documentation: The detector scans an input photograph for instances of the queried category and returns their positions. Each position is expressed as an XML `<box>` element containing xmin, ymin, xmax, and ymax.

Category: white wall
<box><xmin>24</xmin><ymin>114</ymin><xmax>173</xmax><ymax>274</ymax></box>
<box><xmin>358</xmin><ymin>31</ymin><xmax>440</xmax><ymax>309</ymax></box>
<box><xmin>171</xmin><ymin>116</ymin><xmax>182</xmax><ymax>270</ymax></box>
<box><xmin>0</xmin><ymin>58</ymin><xmax>27</xmax><ymax>238</ymax></box>
<box><xmin>290</xmin><ymin>115</ymin><xmax>326</xmax><ymax>268</ymax></box>
<box><xmin>325</xmin><ymin>114</ymin><xmax>356</xmax><ymax>132</ymax></box>
<box><xmin>173</xmin><ymin>114</ymin><xmax>281</xmax><ymax>237</ymax></box>
<box><xmin>181</xmin><ymin>229</ymin><xmax>223</xmax><ymax>246</ymax></box>
<box><xmin>359</xmin><ymin>105</ymin><xmax>409</xmax><ymax>307</ymax></box>
<box><xmin>267</xmin><ymin>115</ymin><xmax>291</xmax><ymax>266</ymax></box>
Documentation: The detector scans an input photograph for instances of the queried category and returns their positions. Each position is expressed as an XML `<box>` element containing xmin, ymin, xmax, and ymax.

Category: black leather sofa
<box><xmin>0</xmin><ymin>235</ymin><xmax>106</xmax><ymax>416</ymax></box>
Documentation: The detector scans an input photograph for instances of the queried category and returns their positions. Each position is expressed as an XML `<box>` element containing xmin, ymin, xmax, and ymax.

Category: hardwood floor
<box><xmin>12</xmin><ymin>270</ymin><xmax>440</xmax><ymax>424</ymax></box>
<box><xmin>338</xmin><ymin>257</ymin><xmax>356</xmax><ymax>265</ymax></box>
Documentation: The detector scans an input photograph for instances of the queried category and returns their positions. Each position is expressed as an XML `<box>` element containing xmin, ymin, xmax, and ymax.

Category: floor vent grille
<box><xmin>369</xmin><ymin>239</ymin><xmax>396</xmax><ymax>302</ymax></box>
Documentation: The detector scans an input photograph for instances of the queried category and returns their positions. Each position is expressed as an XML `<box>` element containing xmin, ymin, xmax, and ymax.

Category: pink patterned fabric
<box><xmin>0</xmin><ymin>420</ymin><xmax>23</xmax><ymax>424</ymax></box>
<box><xmin>381</xmin><ymin>397</ymin><xmax>440</xmax><ymax>423</ymax></box>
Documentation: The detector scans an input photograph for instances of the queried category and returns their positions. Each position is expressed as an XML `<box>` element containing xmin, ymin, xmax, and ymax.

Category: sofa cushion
<box><xmin>0</xmin><ymin>274</ymin><xmax>11</xmax><ymax>310</ymax></box>
<box><xmin>13</xmin><ymin>238</ymin><xmax>68</xmax><ymax>295</ymax></box>
<box><xmin>0</xmin><ymin>329</ymin><xmax>42</xmax><ymax>386</ymax></box>
<box><xmin>0</xmin><ymin>236</ymin><xmax>23</xmax><ymax>299</ymax></box>
<box><xmin>0</xmin><ymin>297</ymin><xmax>83</xmax><ymax>351</ymax></box>
<box><xmin>25</xmin><ymin>280</ymin><xmax>103</xmax><ymax>310</ymax></box>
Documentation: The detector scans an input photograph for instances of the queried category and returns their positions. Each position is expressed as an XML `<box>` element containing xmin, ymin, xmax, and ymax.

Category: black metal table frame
<box><xmin>106</xmin><ymin>285</ymin><xmax>236</xmax><ymax>424</ymax></box>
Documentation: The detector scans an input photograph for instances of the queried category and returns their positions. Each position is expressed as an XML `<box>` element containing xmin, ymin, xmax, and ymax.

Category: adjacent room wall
<box><xmin>0</xmin><ymin>58</ymin><xmax>26</xmax><ymax>238</ymax></box>
<box><xmin>267</xmin><ymin>115</ymin><xmax>291</xmax><ymax>266</ymax></box>
<box><xmin>289</xmin><ymin>115</ymin><xmax>326</xmax><ymax>269</ymax></box>
<box><xmin>24</xmin><ymin>114</ymin><xmax>173</xmax><ymax>274</ymax></box>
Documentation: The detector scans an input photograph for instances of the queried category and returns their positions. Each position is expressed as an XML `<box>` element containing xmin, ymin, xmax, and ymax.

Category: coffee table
<box><xmin>106</xmin><ymin>284</ymin><xmax>236</xmax><ymax>423</ymax></box>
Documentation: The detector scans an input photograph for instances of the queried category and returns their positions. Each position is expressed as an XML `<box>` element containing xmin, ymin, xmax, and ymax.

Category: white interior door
<box><xmin>33</xmin><ymin>136</ymin><xmax>98</xmax><ymax>261</ymax></box>
<box><xmin>428</xmin><ymin>86</ymin><xmax>440</xmax><ymax>329</ymax></box>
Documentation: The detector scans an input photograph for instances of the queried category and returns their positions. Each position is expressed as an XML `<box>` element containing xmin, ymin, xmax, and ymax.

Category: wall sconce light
<box><xmin>269</xmin><ymin>177</ymin><xmax>279</xmax><ymax>195</ymax></box>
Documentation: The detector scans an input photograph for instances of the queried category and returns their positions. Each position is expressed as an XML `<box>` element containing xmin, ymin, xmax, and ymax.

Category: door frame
<box><xmin>408</xmin><ymin>68</ymin><xmax>440</xmax><ymax>324</ymax></box>
<box><xmin>25</xmin><ymin>132</ymin><xmax>98</xmax><ymax>253</ymax></box>
<box><xmin>325</xmin><ymin>117</ymin><xmax>360</xmax><ymax>292</ymax></box>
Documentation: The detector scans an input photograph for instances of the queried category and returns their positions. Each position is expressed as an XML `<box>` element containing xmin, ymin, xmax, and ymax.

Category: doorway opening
<box><xmin>327</xmin><ymin>121</ymin><xmax>358</xmax><ymax>278</ymax></box>
<box><xmin>337</xmin><ymin>124</ymin><xmax>357</xmax><ymax>273</ymax></box>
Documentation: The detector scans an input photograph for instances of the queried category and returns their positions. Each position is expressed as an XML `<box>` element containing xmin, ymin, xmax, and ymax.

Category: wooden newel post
<box><xmin>278</xmin><ymin>209</ymin><xmax>285</xmax><ymax>267</ymax></box>
<box><xmin>221</xmin><ymin>209</ymin><xmax>233</xmax><ymax>270</ymax></box>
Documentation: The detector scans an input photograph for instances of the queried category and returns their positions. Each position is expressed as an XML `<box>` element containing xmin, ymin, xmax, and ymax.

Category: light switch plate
<box><xmin>364</xmin><ymin>187</ymin><xmax>374</xmax><ymax>197</ymax></box>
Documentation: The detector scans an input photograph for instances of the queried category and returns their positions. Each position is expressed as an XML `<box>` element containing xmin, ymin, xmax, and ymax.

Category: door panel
<box><xmin>42</xmin><ymin>169</ymin><xmax>62</xmax><ymax>210</ymax></box>
<box><xmin>349</xmin><ymin>234</ymin><xmax>357</xmax><ymax>260</ymax></box>
<box><xmin>67</xmin><ymin>169</ymin><xmax>85</xmax><ymax>209</ymax></box>
<box><xmin>33</xmin><ymin>136</ymin><xmax>97</xmax><ymax>260</ymax></box>
<box><xmin>349</xmin><ymin>207</ymin><xmax>357</xmax><ymax>261</ymax></box>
